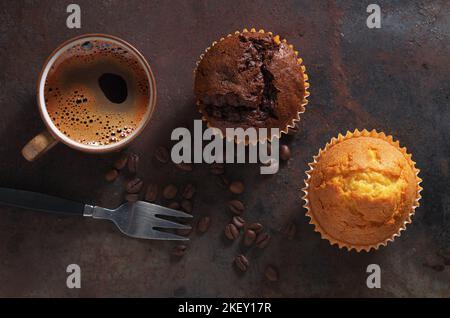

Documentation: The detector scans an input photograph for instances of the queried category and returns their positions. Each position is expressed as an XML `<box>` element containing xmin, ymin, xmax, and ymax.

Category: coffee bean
<box><xmin>105</xmin><ymin>169</ymin><xmax>118</xmax><ymax>182</ymax></box>
<box><xmin>424</xmin><ymin>263</ymin><xmax>445</xmax><ymax>272</ymax></box>
<box><xmin>182</xmin><ymin>184</ymin><xmax>196</xmax><ymax>200</ymax></box>
<box><xmin>172</xmin><ymin>244</ymin><xmax>187</xmax><ymax>257</ymax></box>
<box><xmin>168</xmin><ymin>201</ymin><xmax>181</xmax><ymax>210</ymax></box>
<box><xmin>176</xmin><ymin>227</ymin><xmax>193</xmax><ymax>237</ymax></box>
<box><xmin>145</xmin><ymin>184</ymin><xmax>158</xmax><ymax>202</ymax></box>
<box><xmin>181</xmin><ymin>200</ymin><xmax>193</xmax><ymax>213</ymax></box>
<box><xmin>255</xmin><ymin>232</ymin><xmax>271</xmax><ymax>249</ymax></box>
<box><xmin>437</xmin><ymin>247</ymin><xmax>450</xmax><ymax>265</ymax></box>
<box><xmin>224</xmin><ymin>223</ymin><xmax>240</xmax><ymax>240</ymax></box>
<box><xmin>229</xmin><ymin>181</ymin><xmax>245</xmax><ymax>194</ymax></box>
<box><xmin>280</xmin><ymin>145</ymin><xmax>291</xmax><ymax>161</ymax></box>
<box><xmin>210</xmin><ymin>163</ymin><xmax>225</xmax><ymax>175</ymax></box>
<box><xmin>437</xmin><ymin>256</ymin><xmax>450</xmax><ymax>266</ymax></box>
<box><xmin>126</xmin><ymin>177</ymin><xmax>143</xmax><ymax>194</ymax></box>
<box><xmin>283</xmin><ymin>222</ymin><xmax>297</xmax><ymax>240</ymax></box>
<box><xmin>264</xmin><ymin>265</ymin><xmax>279</xmax><ymax>282</ymax></box>
<box><xmin>155</xmin><ymin>146</ymin><xmax>170</xmax><ymax>163</ymax></box>
<box><xmin>197</xmin><ymin>216</ymin><xmax>211</xmax><ymax>233</ymax></box>
<box><xmin>228</xmin><ymin>200</ymin><xmax>245</xmax><ymax>215</ymax></box>
<box><xmin>243</xmin><ymin>229</ymin><xmax>256</xmax><ymax>246</ymax></box>
<box><xmin>234</xmin><ymin>254</ymin><xmax>249</xmax><ymax>272</ymax></box>
<box><xmin>210</xmin><ymin>167</ymin><xmax>225</xmax><ymax>175</ymax></box>
<box><xmin>247</xmin><ymin>222</ymin><xmax>264</xmax><ymax>233</ymax></box>
<box><xmin>287</xmin><ymin>123</ymin><xmax>299</xmax><ymax>135</ymax></box>
<box><xmin>113</xmin><ymin>153</ymin><xmax>128</xmax><ymax>170</ymax></box>
<box><xmin>216</xmin><ymin>175</ymin><xmax>229</xmax><ymax>189</ymax></box>
<box><xmin>163</xmin><ymin>184</ymin><xmax>178</xmax><ymax>199</ymax></box>
<box><xmin>127</xmin><ymin>153</ymin><xmax>139</xmax><ymax>174</ymax></box>
<box><xmin>432</xmin><ymin>264</ymin><xmax>445</xmax><ymax>271</ymax></box>
<box><xmin>232</xmin><ymin>216</ymin><xmax>246</xmax><ymax>229</ymax></box>
<box><xmin>175</xmin><ymin>162</ymin><xmax>193</xmax><ymax>172</ymax></box>
<box><xmin>125</xmin><ymin>193</ymin><xmax>139</xmax><ymax>203</ymax></box>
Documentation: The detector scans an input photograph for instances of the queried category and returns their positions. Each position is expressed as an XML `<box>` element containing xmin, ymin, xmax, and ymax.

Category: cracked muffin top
<box><xmin>194</xmin><ymin>31</ymin><xmax>307</xmax><ymax>133</ymax></box>
<box><xmin>307</xmin><ymin>134</ymin><xmax>420</xmax><ymax>249</ymax></box>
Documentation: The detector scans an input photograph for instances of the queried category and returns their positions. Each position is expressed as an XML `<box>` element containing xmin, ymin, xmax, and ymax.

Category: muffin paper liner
<box><xmin>301</xmin><ymin>129</ymin><xmax>423</xmax><ymax>252</ymax></box>
<box><xmin>194</xmin><ymin>28</ymin><xmax>310</xmax><ymax>145</ymax></box>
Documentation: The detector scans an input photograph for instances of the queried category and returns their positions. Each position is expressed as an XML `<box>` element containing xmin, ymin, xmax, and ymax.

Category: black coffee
<box><xmin>98</xmin><ymin>73</ymin><xmax>127</xmax><ymax>104</ymax></box>
<box><xmin>45</xmin><ymin>39</ymin><xmax>150</xmax><ymax>146</ymax></box>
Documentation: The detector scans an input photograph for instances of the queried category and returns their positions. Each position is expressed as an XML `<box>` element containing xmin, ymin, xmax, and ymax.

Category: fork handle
<box><xmin>0</xmin><ymin>187</ymin><xmax>86</xmax><ymax>216</ymax></box>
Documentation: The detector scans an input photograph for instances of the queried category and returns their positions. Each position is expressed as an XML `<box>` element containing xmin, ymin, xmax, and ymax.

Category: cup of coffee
<box><xmin>22</xmin><ymin>34</ymin><xmax>156</xmax><ymax>161</ymax></box>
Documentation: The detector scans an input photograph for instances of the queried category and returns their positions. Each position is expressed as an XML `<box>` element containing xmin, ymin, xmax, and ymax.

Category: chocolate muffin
<box><xmin>195</xmin><ymin>29</ymin><xmax>309</xmax><ymax>142</ymax></box>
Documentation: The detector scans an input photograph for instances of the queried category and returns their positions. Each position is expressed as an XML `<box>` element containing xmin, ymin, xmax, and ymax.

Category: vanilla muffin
<box><xmin>303</xmin><ymin>130</ymin><xmax>422</xmax><ymax>252</ymax></box>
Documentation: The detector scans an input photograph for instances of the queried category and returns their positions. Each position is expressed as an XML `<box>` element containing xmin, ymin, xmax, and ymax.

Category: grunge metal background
<box><xmin>0</xmin><ymin>0</ymin><xmax>449</xmax><ymax>297</ymax></box>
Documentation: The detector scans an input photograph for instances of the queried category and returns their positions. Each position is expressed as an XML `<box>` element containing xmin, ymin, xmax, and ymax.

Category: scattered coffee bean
<box><xmin>216</xmin><ymin>175</ymin><xmax>229</xmax><ymax>189</ymax></box>
<box><xmin>283</xmin><ymin>222</ymin><xmax>297</xmax><ymax>240</ymax></box>
<box><xmin>255</xmin><ymin>232</ymin><xmax>271</xmax><ymax>249</ymax></box>
<box><xmin>163</xmin><ymin>184</ymin><xmax>178</xmax><ymax>199</ymax></box>
<box><xmin>181</xmin><ymin>200</ymin><xmax>193</xmax><ymax>213</ymax></box>
<box><xmin>113</xmin><ymin>153</ymin><xmax>128</xmax><ymax>170</ymax></box>
<box><xmin>182</xmin><ymin>183</ymin><xmax>196</xmax><ymax>200</ymax></box>
<box><xmin>168</xmin><ymin>201</ymin><xmax>181</xmax><ymax>210</ymax></box>
<box><xmin>210</xmin><ymin>163</ymin><xmax>225</xmax><ymax>175</ymax></box>
<box><xmin>224</xmin><ymin>223</ymin><xmax>240</xmax><ymax>240</ymax></box>
<box><xmin>125</xmin><ymin>193</ymin><xmax>139</xmax><ymax>202</ymax></box>
<box><xmin>228</xmin><ymin>200</ymin><xmax>245</xmax><ymax>215</ymax></box>
<box><xmin>175</xmin><ymin>162</ymin><xmax>193</xmax><ymax>172</ymax></box>
<box><xmin>155</xmin><ymin>146</ymin><xmax>170</xmax><ymax>163</ymax></box>
<box><xmin>197</xmin><ymin>216</ymin><xmax>211</xmax><ymax>233</ymax></box>
<box><xmin>126</xmin><ymin>177</ymin><xmax>143</xmax><ymax>194</ymax></box>
<box><xmin>264</xmin><ymin>265</ymin><xmax>279</xmax><ymax>282</ymax></box>
<box><xmin>287</xmin><ymin>123</ymin><xmax>299</xmax><ymax>135</ymax></box>
<box><xmin>437</xmin><ymin>247</ymin><xmax>450</xmax><ymax>265</ymax></box>
<box><xmin>145</xmin><ymin>184</ymin><xmax>158</xmax><ymax>202</ymax></box>
<box><xmin>247</xmin><ymin>222</ymin><xmax>264</xmax><ymax>233</ymax></box>
<box><xmin>243</xmin><ymin>229</ymin><xmax>257</xmax><ymax>246</ymax></box>
<box><xmin>424</xmin><ymin>263</ymin><xmax>445</xmax><ymax>272</ymax></box>
<box><xmin>232</xmin><ymin>216</ymin><xmax>246</xmax><ymax>229</ymax></box>
<box><xmin>234</xmin><ymin>254</ymin><xmax>249</xmax><ymax>272</ymax></box>
<box><xmin>176</xmin><ymin>227</ymin><xmax>193</xmax><ymax>237</ymax></box>
<box><xmin>229</xmin><ymin>181</ymin><xmax>245</xmax><ymax>194</ymax></box>
<box><xmin>172</xmin><ymin>244</ymin><xmax>187</xmax><ymax>257</ymax></box>
<box><xmin>280</xmin><ymin>145</ymin><xmax>291</xmax><ymax>161</ymax></box>
<box><xmin>127</xmin><ymin>153</ymin><xmax>139</xmax><ymax>174</ymax></box>
<box><xmin>105</xmin><ymin>169</ymin><xmax>118</xmax><ymax>182</ymax></box>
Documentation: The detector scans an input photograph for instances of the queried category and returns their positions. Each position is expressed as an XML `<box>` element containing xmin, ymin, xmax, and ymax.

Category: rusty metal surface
<box><xmin>0</xmin><ymin>0</ymin><xmax>449</xmax><ymax>297</ymax></box>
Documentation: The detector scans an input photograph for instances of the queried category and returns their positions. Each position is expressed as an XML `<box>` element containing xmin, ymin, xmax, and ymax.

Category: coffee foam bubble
<box><xmin>44</xmin><ymin>39</ymin><xmax>149</xmax><ymax>146</ymax></box>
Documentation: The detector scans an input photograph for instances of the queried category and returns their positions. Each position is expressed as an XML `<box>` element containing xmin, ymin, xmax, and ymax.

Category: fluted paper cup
<box><xmin>194</xmin><ymin>28</ymin><xmax>310</xmax><ymax>145</ymax></box>
<box><xmin>302</xmin><ymin>129</ymin><xmax>422</xmax><ymax>252</ymax></box>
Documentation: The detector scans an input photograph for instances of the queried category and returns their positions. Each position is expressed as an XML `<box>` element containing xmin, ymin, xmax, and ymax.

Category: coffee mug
<box><xmin>22</xmin><ymin>34</ymin><xmax>157</xmax><ymax>161</ymax></box>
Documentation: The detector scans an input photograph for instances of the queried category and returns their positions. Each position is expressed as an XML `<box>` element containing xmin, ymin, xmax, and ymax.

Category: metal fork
<box><xmin>0</xmin><ymin>187</ymin><xmax>192</xmax><ymax>241</ymax></box>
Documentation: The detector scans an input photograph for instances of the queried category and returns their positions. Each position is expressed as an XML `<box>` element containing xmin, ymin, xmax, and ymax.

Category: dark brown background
<box><xmin>0</xmin><ymin>0</ymin><xmax>449</xmax><ymax>297</ymax></box>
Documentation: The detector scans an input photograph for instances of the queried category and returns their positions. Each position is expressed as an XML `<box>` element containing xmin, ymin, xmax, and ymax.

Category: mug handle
<box><xmin>22</xmin><ymin>130</ymin><xmax>58</xmax><ymax>162</ymax></box>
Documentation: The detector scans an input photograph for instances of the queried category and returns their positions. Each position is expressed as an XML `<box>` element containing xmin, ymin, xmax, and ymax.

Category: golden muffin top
<box><xmin>306</xmin><ymin>132</ymin><xmax>421</xmax><ymax>251</ymax></box>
